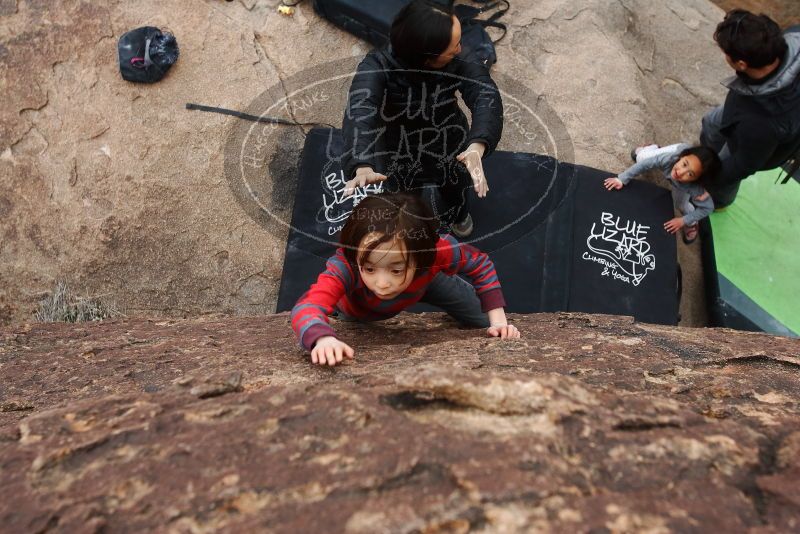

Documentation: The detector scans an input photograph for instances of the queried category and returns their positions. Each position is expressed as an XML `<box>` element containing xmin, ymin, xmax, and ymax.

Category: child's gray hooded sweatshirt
<box><xmin>618</xmin><ymin>143</ymin><xmax>714</xmax><ymax>226</ymax></box>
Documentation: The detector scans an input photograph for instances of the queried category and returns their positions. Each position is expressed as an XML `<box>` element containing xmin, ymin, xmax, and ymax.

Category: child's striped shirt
<box><xmin>291</xmin><ymin>235</ymin><xmax>505</xmax><ymax>350</ymax></box>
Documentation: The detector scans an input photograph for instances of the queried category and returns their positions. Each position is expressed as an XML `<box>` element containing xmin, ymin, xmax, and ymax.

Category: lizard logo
<box><xmin>583</xmin><ymin>212</ymin><xmax>655</xmax><ymax>286</ymax></box>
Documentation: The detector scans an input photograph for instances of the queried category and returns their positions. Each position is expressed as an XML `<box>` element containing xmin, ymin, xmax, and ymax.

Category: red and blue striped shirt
<box><xmin>291</xmin><ymin>234</ymin><xmax>506</xmax><ymax>350</ymax></box>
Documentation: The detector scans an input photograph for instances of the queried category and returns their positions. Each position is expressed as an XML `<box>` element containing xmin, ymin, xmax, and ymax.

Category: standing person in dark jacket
<box><xmin>339</xmin><ymin>0</ymin><xmax>503</xmax><ymax>238</ymax></box>
<box><xmin>701</xmin><ymin>10</ymin><xmax>800</xmax><ymax>208</ymax></box>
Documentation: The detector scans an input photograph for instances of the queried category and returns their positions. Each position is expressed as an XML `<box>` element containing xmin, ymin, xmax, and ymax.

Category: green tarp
<box><xmin>705</xmin><ymin>168</ymin><xmax>799</xmax><ymax>336</ymax></box>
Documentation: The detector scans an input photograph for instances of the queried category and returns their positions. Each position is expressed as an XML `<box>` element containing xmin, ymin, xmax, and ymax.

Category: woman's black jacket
<box><xmin>340</xmin><ymin>47</ymin><xmax>504</xmax><ymax>180</ymax></box>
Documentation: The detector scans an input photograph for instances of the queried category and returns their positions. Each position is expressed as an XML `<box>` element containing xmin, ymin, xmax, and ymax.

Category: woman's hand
<box><xmin>663</xmin><ymin>217</ymin><xmax>685</xmax><ymax>234</ymax></box>
<box><xmin>311</xmin><ymin>336</ymin><xmax>354</xmax><ymax>366</ymax></box>
<box><xmin>457</xmin><ymin>142</ymin><xmax>488</xmax><ymax>198</ymax></box>
<box><xmin>342</xmin><ymin>167</ymin><xmax>388</xmax><ymax>198</ymax></box>
<box><xmin>604</xmin><ymin>177</ymin><xmax>624</xmax><ymax>190</ymax></box>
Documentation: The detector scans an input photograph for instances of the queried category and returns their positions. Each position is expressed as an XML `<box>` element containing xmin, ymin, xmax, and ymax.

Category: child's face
<box><xmin>358</xmin><ymin>234</ymin><xmax>416</xmax><ymax>300</ymax></box>
<box><xmin>671</xmin><ymin>155</ymin><xmax>703</xmax><ymax>183</ymax></box>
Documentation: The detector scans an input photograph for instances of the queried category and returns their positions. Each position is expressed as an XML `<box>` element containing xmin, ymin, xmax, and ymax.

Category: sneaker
<box><xmin>630</xmin><ymin>144</ymin><xmax>659</xmax><ymax>163</ymax></box>
<box><xmin>682</xmin><ymin>223</ymin><xmax>698</xmax><ymax>245</ymax></box>
<box><xmin>450</xmin><ymin>213</ymin><xmax>474</xmax><ymax>238</ymax></box>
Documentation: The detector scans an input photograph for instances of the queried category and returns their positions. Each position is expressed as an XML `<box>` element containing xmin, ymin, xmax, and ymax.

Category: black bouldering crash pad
<box><xmin>277</xmin><ymin>128</ymin><xmax>679</xmax><ymax>325</ymax></box>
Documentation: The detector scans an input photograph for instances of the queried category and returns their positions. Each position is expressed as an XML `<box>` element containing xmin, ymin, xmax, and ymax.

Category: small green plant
<box><xmin>35</xmin><ymin>281</ymin><xmax>124</xmax><ymax>323</ymax></box>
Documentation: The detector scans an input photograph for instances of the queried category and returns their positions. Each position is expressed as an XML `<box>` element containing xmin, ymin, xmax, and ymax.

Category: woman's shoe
<box><xmin>450</xmin><ymin>213</ymin><xmax>474</xmax><ymax>238</ymax></box>
<box><xmin>630</xmin><ymin>144</ymin><xmax>660</xmax><ymax>162</ymax></box>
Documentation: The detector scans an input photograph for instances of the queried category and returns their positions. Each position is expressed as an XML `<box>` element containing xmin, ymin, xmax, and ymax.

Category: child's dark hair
<box><xmin>679</xmin><ymin>145</ymin><xmax>721</xmax><ymax>186</ymax></box>
<box><xmin>340</xmin><ymin>192</ymin><xmax>440</xmax><ymax>273</ymax></box>
<box><xmin>390</xmin><ymin>0</ymin><xmax>454</xmax><ymax>69</ymax></box>
<box><xmin>714</xmin><ymin>9</ymin><xmax>787</xmax><ymax>68</ymax></box>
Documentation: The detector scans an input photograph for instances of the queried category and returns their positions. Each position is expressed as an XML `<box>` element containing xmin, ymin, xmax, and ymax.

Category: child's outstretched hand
<box><xmin>663</xmin><ymin>217</ymin><xmax>685</xmax><ymax>234</ymax></box>
<box><xmin>311</xmin><ymin>336</ymin><xmax>354</xmax><ymax>367</ymax></box>
<box><xmin>487</xmin><ymin>324</ymin><xmax>521</xmax><ymax>339</ymax></box>
<box><xmin>604</xmin><ymin>177</ymin><xmax>624</xmax><ymax>190</ymax></box>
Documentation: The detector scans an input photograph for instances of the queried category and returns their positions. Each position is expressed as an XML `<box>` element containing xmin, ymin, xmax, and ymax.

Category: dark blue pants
<box><xmin>419</xmin><ymin>272</ymin><xmax>489</xmax><ymax>327</ymax></box>
<box><xmin>700</xmin><ymin>105</ymin><xmax>739</xmax><ymax>207</ymax></box>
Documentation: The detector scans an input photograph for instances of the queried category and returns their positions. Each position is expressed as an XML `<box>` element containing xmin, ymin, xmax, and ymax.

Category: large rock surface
<box><xmin>1</xmin><ymin>312</ymin><xmax>799</xmax><ymax>531</ymax></box>
<box><xmin>0</xmin><ymin>0</ymin><xmax>732</xmax><ymax>326</ymax></box>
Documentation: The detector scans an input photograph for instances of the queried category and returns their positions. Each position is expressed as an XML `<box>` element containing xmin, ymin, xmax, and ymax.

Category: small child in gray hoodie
<box><xmin>604</xmin><ymin>143</ymin><xmax>721</xmax><ymax>244</ymax></box>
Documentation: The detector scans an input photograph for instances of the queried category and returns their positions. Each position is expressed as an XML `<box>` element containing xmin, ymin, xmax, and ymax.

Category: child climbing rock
<box><xmin>291</xmin><ymin>191</ymin><xmax>520</xmax><ymax>366</ymax></box>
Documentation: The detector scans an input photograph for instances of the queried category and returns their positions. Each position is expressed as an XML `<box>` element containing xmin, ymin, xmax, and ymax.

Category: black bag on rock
<box><xmin>311</xmin><ymin>0</ymin><xmax>408</xmax><ymax>47</ymax></box>
<box><xmin>454</xmin><ymin>1</ymin><xmax>508</xmax><ymax>66</ymax></box>
<box><xmin>118</xmin><ymin>26</ymin><xmax>179</xmax><ymax>83</ymax></box>
<box><xmin>312</xmin><ymin>0</ymin><xmax>507</xmax><ymax>67</ymax></box>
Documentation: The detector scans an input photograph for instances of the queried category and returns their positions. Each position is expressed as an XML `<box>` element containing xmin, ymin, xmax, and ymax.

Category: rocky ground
<box><xmin>1</xmin><ymin>0</ymin><xmax>742</xmax><ymax>327</ymax></box>
<box><xmin>1</xmin><ymin>312</ymin><xmax>799</xmax><ymax>531</ymax></box>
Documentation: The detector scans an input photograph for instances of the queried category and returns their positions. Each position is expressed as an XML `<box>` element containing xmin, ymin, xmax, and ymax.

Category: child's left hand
<box><xmin>664</xmin><ymin>217</ymin><xmax>685</xmax><ymax>234</ymax></box>
<box><xmin>487</xmin><ymin>324</ymin><xmax>521</xmax><ymax>339</ymax></box>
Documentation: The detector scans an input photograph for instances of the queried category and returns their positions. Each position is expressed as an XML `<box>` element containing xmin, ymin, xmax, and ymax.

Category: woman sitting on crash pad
<box><xmin>338</xmin><ymin>0</ymin><xmax>503</xmax><ymax>239</ymax></box>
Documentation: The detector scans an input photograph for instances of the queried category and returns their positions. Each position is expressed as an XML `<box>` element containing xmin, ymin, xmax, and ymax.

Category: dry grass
<box><xmin>35</xmin><ymin>281</ymin><xmax>124</xmax><ymax>323</ymax></box>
